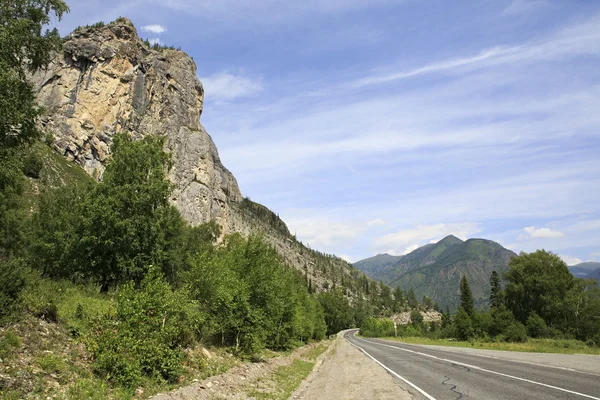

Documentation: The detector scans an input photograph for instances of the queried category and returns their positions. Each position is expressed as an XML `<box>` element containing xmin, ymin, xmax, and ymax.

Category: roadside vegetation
<box><xmin>361</xmin><ymin>253</ymin><xmax>600</xmax><ymax>353</ymax></box>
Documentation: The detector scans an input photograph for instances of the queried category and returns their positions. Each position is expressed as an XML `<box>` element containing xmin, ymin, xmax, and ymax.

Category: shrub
<box><xmin>410</xmin><ymin>309</ymin><xmax>423</xmax><ymax>326</ymax></box>
<box><xmin>21</xmin><ymin>153</ymin><xmax>43</xmax><ymax>179</ymax></box>
<box><xmin>454</xmin><ymin>306</ymin><xmax>474</xmax><ymax>341</ymax></box>
<box><xmin>503</xmin><ymin>322</ymin><xmax>528</xmax><ymax>343</ymax></box>
<box><xmin>0</xmin><ymin>259</ymin><xmax>27</xmax><ymax>319</ymax></box>
<box><xmin>360</xmin><ymin>317</ymin><xmax>395</xmax><ymax>337</ymax></box>
<box><xmin>526</xmin><ymin>312</ymin><xmax>547</xmax><ymax>338</ymax></box>
<box><xmin>87</xmin><ymin>268</ymin><xmax>201</xmax><ymax>387</ymax></box>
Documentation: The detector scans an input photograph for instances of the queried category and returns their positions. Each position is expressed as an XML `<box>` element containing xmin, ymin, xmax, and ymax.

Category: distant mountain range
<box><xmin>568</xmin><ymin>262</ymin><xmax>600</xmax><ymax>284</ymax></box>
<box><xmin>354</xmin><ymin>235</ymin><xmax>517</xmax><ymax>311</ymax></box>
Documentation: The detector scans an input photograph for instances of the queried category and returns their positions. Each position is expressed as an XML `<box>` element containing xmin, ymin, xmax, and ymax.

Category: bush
<box><xmin>526</xmin><ymin>312</ymin><xmax>548</xmax><ymax>338</ymax></box>
<box><xmin>503</xmin><ymin>322</ymin><xmax>528</xmax><ymax>343</ymax></box>
<box><xmin>0</xmin><ymin>259</ymin><xmax>27</xmax><ymax>319</ymax></box>
<box><xmin>454</xmin><ymin>307</ymin><xmax>474</xmax><ymax>341</ymax></box>
<box><xmin>360</xmin><ymin>317</ymin><xmax>395</xmax><ymax>337</ymax></box>
<box><xmin>21</xmin><ymin>153</ymin><xmax>43</xmax><ymax>179</ymax></box>
<box><xmin>410</xmin><ymin>309</ymin><xmax>423</xmax><ymax>326</ymax></box>
<box><xmin>87</xmin><ymin>268</ymin><xmax>202</xmax><ymax>387</ymax></box>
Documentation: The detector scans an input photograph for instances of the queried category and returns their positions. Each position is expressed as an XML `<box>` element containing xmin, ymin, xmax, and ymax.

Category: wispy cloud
<box><xmin>141</xmin><ymin>24</ymin><xmax>167</xmax><ymax>34</ymax></box>
<box><xmin>521</xmin><ymin>226</ymin><xmax>563</xmax><ymax>239</ymax></box>
<box><xmin>347</xmin><ymin>13</ymin><xmax>600</xmax><ymax>89</ymax></box>
<box><xmin>560</xmin><ymin>255</ymin><xmax>584</xmax><ymax>266</ymax></box>
<box><xmin>372</xmin><ymin>223</ymin><xmax>481</xmax><ymax>254</ymax></box>
<box><xmin>502</xmin><ymin>0</ymin><xmax>548</xmax><ymax>16</ymax></box>
<box><xmin>200</xmin><ymin>71</ymin><xmax>264</xmax><ymax>102</ymax></box>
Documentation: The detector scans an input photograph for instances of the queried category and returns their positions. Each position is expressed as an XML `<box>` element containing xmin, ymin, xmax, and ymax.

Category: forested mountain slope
<box><xmin>355</xmin><ymin>236</ymin><xmax>516</xmax><ymax>310</ymax></box>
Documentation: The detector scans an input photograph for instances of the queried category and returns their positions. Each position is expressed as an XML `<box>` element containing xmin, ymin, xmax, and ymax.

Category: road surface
<box><xmin>345</xmin><ymin>330</ymin><xmax>600</xmax><ymax>400</ymax></box>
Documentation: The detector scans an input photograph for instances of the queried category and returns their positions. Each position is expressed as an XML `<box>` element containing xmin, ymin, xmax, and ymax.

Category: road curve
<box><xmin>345</xmin><ymin>330</ymin><xmax>600</xmax><ymax>400</ymax></box>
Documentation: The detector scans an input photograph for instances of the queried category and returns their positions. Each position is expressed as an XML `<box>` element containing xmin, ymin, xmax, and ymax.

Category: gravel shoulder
<box><xmin>150</xmin><ymin>341</ymin><xmax>330</xmax><ymax>400</ymax></box>
<box><xmin>394</xmin><ymin>341</ymin><xmax>600</xmax><ymax>376</ymax></box>
<box><xmin>292</xmin><ymin>331</ymin><xmax>413</xmax><ymax>400</ymax></box>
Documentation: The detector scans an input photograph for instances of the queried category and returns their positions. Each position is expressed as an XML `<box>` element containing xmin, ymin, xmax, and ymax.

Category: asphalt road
<box><xmin>344</xmin><ymin>330</ymin><xmax>600</xmax><ymax>400</ymax></box>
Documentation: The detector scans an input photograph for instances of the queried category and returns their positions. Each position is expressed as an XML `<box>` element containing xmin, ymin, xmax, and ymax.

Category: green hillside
<box><xmin>355</xmin><ymin>236</ymin><xmax>516</xmax><ymax>311</ymax></box>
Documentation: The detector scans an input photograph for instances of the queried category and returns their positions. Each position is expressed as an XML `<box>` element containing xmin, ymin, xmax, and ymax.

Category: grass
<box><xmin>248</xmin><ymin>342</ymin><xmax>330</xmax><ymax>400</ymax></box>
<box><xmin>382</xmin><ymin>336</ymin><xmax>600</xmax><ymax>355</ymax></box>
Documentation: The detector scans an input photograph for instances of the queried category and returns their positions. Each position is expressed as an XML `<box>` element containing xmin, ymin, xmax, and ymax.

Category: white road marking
<box><xmin>359</xmin><ymin>337</ymin><xmax>600</xmax><ymax>400</ymax></box>
<box><xmin>345</xmin><ymin>334</ymin><xmax>437</xmax><ymax>400</ymax></box>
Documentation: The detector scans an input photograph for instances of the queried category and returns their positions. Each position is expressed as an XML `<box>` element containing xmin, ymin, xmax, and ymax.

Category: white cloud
<box><xmin>201</xmin><ymin>71</ymin><xmax>264</xmax><ymax>102</ymax></box>
<box><xmin>148</xmin><ymin>37</ymin><xmax>161</xmax><ymax>45</ymax></box>
<box><xmin>340</xmin><ymin>254</ymin><xmax>353</xmax><ymax>263</ymax></box>
<box><xmin>591</xmin><ymin>251</ymin><xmax>600</xmax><ymax>257</ymax></box>
<box><xmin>367</xmin><ymin>218</ymin><xmax>386</xmax><ymax>227</ymax></box>
<box><xmin>142</xmin><ymin>24</ymin><xmax>167</xmax><ymax>34</ymax></box>
<box><xmin>349</xmin><ymin>13</ymin><xmax>600</xmax><ymax>89</ymax></box>
<box><xmin>284</xmin><ymin>216</ymin><xmax>364</xmax><ymax>250</ymax></box>
<box><xmin>402</xmin><ymin>244</ymin><xmax>420</xmax><ymax>255</ymax></box>
<box><xmin>372</xmin><ymin>222</ymin><xmax>480</xmax><ymax>254</ymax></box>
<box><xmin>560</xmin><ymin>255</ymin><xmax>583</xmax><ymax>266</ymax></box>
<box><xmin>521</xmin><ymin>226</ymin><xmax>563</xmax><ymax>239</ymax></box>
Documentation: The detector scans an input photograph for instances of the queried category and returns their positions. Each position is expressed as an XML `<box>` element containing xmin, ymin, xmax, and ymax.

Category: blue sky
<box><xmin>53</xmin><ymin>0</ymin><xmax>600</xmax><ymax>266</ymax></box>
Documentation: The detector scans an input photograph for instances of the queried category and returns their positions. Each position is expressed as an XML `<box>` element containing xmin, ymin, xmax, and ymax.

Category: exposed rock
<box><xmin>31</xmin><ymin>17</ymin><xmax>241</xmax><ymax>232</ymax></box>
<box><xmin>392</xmin><ymin>311</ymin><xmax>442</xmax><ymax>325</ymax></box>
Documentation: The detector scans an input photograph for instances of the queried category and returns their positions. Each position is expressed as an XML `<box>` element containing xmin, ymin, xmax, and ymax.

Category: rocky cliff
<box><xmin>32</xmin><ymin>18</ymin><xmax>241</xmax><ymax>232</ymax></box>
<box><xmin>32</xmin><ymin>18</ymin><xmax>374</xmax><ymax>296</ymax></box>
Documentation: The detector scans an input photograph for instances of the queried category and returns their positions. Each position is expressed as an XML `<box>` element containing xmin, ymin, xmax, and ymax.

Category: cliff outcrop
<box><xmin>32</xmin><ymin>18</ymin><xmax>241</xmax><ymax>232</ymax></box>
<box><xmin>32</xmin><ymin>18</ymin><xmax>375</xmax><ymax>296</ymax></box>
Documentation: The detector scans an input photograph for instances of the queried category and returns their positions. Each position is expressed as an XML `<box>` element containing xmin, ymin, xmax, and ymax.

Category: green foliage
<box><xmin>0</xmin><ymin>0</ymin><xmax>68</xmax><ymax>149</ymax></box>
<box><xmin>21</xmin><ymin>152</ymin><xmax>43</xmax><ymax>179</ymax></box>
<box><xmin>360</xmin><ymin>317</ymin><xmax>395</xmax><ymax>337</ymax></box>
<box><xmin>0</xmin><ymin>259</ymin><xmax>28</xmax><ymax>319</ymax></box>
<box><xmin>453</xmin><ymin>306</ymin><xmax>474</xmax><ymax>340</ymax></box>
<box><xmin>459</xmin><ymin>274</ymin><xmax>474</xmax><ymax>317</ymax></box>
<box><xmin>36</xmin><ymin>353</ymin><xmax>67</xmax><ymax>374</ymax></box>
<box><xmin>489</xmin><ymin>270</ymin><xmax>503</xmax><ymax>310</ymax></box>
<box><xmin>186</xmin><ymin>233</ymin><xmax>325</xmax><ymax>355</ymax></box>
<box><xmin>87</xmin><ymin>268</ymin><xmax>198</xmax><ymax>387</ymax></box>
<box><xmin>317</xmin><ymin>289</ymin><xmax>354</xmax><ymax>335</ymax></box>
<box><xmin>30</xmin><ymin>134</ymin><xmax>185</xmax><ymax>289</ymax></box>
<box><xmin>502</xmin><ymin>321</ymin><xmax>528</xmax><ymax>343</ymax></box>
<box><xmin>410</xmin><ymin>309</ymin><xmax>423</xmax><ymax>326</ymax></box>
<box><xmin>504</xmin><ymin>250</ymin><xmax>573</xmax><ymax>326</ymax></box>
<box><xmin>526</xmin><ymin>312</ymin><xmax>548</xmax><ymax>338</ymax></box>
<box><xmin>0</xmin><ymin>330</ymin><xmax>22</xmax><ymax>360</ymax></box>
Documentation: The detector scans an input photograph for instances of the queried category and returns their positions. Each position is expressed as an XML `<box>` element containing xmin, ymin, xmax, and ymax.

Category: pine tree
<box><xmin>489</xmin><ymin>270</ymin><xmax>503</xmax><ymax>310</ymax></box>
<box><xmin>459</xmin><ymin>274</ymin><xmax>474</xmax><ymax>317</ymax></box>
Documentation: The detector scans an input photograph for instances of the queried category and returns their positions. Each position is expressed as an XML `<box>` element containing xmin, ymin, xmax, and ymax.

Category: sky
<box><xmin>52</xmin><ymin>0</ymin><xmax>600</xmax><ymax>266</ymax></box>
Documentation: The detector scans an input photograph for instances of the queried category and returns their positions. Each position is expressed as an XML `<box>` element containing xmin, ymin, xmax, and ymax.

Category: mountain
<box><xmin>569</xmin><ymin>262</ymin><xmax>600</xmax><ymax>284</ymax></box>
<box><xmin>355</xmin><ymin>235</ymin><xmax>517</xmax><ymax>310</ymax></box>
<box><xmin>31</xmin><ymin>18</ymin><xmax>376</xmax><ymax>297</ymax></box>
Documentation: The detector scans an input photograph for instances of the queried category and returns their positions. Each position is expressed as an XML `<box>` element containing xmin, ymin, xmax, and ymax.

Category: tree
<box><xmin>489</xmin><ymin>271</ymin><xmax>503</xmax><ymax>310</ymax></box>
<box><xmin>407</xmin><ymin>288</ymin><xmax>418</xmax><ymax>309</ymax></box>
<box><xmin>30</xmin><ymin>135</ymin><xmax>185</xmax><ymax>289</ymax></box>
<box><xmin>317</xmin><ymin>288</ymin><xmax>354</xmax><ymax>335</ymax></box>
<box><xmin>0</xmin><ymin>0</ymin><xmax>69</xmax><ymax>149</ymax></box>
<box><xmin>454</xmin><ymin>306</ymin><xmax>474</xmax><ymax>340</ymax></box>
<box><xmin>459</xmin><ymin>274</ymin><xmax>474</xmax><ymax>317</ymax></box>
<box><xmin>504</xmin><ymin>250</ymin><xmax>573</xmax><ymax>326</ymax></box>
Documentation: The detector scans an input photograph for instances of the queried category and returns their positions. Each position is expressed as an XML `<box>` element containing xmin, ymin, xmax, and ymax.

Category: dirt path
<box><xmin>150</xmin><ymin>341</ymin><xmax>330</xmax><ymax>400</ymax></box>
<box><xmin>292</xmin><ymin>332</ymin><xmax>413</xmax><ymax>400</ymax></box>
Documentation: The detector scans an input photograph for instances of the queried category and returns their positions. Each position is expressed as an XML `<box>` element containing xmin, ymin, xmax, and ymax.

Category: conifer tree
<box><xmin>459</xmin><ymin>274</ymin><xmax>474</xmax><ymax>317</ymax></box>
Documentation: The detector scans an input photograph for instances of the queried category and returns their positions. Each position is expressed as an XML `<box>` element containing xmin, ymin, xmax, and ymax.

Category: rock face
<box><xmin>32</xmin><ymin>18</ymin><xmax>378</xmax><ymax>296</ymax></box>
<box><xmin>32</xmin><ymin>18</ymin><xmax>241</xmax><ymax>231</ymax></box>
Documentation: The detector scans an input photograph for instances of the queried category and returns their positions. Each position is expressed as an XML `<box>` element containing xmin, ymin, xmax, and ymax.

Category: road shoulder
<box><xmin>292</xmin><ymin>331</ymin><xmax>413</xmax><ymax>400</ymax></box>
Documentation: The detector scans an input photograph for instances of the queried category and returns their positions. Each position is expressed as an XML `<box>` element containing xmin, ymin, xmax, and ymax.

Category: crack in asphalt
<box><xmin>442</xmin><ymin>376</ymin><xmax>464</xmax><ymax>399</ymax></box>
